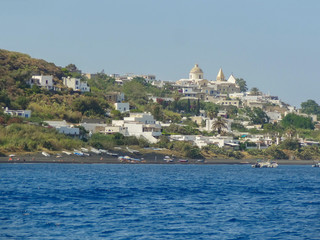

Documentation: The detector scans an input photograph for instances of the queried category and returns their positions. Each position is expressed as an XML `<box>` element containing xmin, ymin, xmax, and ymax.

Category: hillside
<box><xmin>0</xmin><ymin>49</ymin><xmax>319</xmax><ymax>161</ymax></box>
<box><xmin>0</xmin><ymin>49</ymin><xmax>64</xmax><ymax>98</ymax></box>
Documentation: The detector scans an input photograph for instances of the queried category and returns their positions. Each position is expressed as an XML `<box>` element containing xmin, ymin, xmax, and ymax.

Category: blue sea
<box><xmin>0</xmin><ymin>164</ymin><xmax>320</xmax><ymax>240</ymax></box>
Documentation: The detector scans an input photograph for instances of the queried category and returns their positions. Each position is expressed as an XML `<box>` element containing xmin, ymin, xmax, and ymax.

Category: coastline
<box><xmin>0</xmin><ymin>152</ymin><xmax>315</xmax><ymax>165</ymax></box>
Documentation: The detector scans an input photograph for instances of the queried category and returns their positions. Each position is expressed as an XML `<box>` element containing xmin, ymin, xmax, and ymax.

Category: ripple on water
<box><xmin>0</xmin><ymin>164</ymin><xmax>320</xmax><ymax>239</ymax></box>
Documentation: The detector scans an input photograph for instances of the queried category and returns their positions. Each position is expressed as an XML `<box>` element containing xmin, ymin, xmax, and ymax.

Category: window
<box><xmin>46</xmin><ymin>80</ymin><xmax>48</xmax><ymax>84</ymax></box>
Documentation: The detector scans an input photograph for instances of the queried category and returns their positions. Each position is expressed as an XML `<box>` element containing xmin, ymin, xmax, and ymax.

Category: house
<box><xmin>112</xmin><ymin>112</ymin><xmax>161</xmax><ymax>143</ymax></box>
<box><xmin>105</xmin><ymin>92</ymin><xmax>125</xmax><ymax>103</ymax></box>
<box><xmin>103</xmin><ymin>125</ymin><xmax>124</xmax><ymax>134</ymax></box>
<box><xmin>114</xmin><ymin>102</ymin><xmax>129</xmax><ymax>113</ymax></box>
<box><xmin>62</xmin><ymin>77</ymin><xmax>90</xmax><ymax>92</ymax></box>
<box><xmin>45</xmin><ymin>120</ymin><xmax>80</xmax><ymax>136</ymax></box>
<box><xmin>266</xmin><ymin>111</ymin><xmax>282</xmax><ymax>123</ymax></box>
<box><xmin>29</xmin><ymin>75</ymin><xmax>55</xmax><ymax>90</ymax></box>
<box><xmin>168</xmin><ymin>135</ymin><xmax>237</xmax><ymax>148</ymax></box>
<box><xmin>80</xmin><ymin>122</ymin><xmax>107</xmax><ymax>134</ymax></box>
<box><xmin>4</xmin><ymin>107</ymin><xmax>31</xmax><ymax>118</ymax></box>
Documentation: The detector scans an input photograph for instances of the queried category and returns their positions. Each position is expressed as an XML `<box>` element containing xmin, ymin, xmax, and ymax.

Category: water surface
<box><xmin>1</xmin><ymin>164</ymin><xmax>320</xmax><ymax>239</ymax></box>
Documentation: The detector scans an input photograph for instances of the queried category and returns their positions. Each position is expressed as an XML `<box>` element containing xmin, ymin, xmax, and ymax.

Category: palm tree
<box><xmin>250</xmin><ymin>87</ymin><xmax>260</xmax><ymax>96</ymax></box>
<box><xmin>212</xmin><ymin>117</ymin><xmax>227</xmax><ymax>135</ymax></box>
<box><xmin>286</xmin><ymin>127</ymin><xmax>296</xmax><ymax>138</ymax></box>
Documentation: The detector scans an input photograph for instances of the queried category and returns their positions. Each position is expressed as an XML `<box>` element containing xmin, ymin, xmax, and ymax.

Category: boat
<box><xmin>118</xmin><ymin>155</ymin><xmax>139</xmax><ymax>162</ymax></box>
<box><xmin>74</xmin><ymin>151</ymin><xmax>84</xmax><ymax>156</ymax></box>
<box><xmin>252</xmin><ymin>160</ymin><xmax>278</xmax><ymax>168</ymax></box>
<box><xmin>90</xmin><ymin>148</ymin><xmax>101</xmax><ymax>154</ymax></box>
<box><xmin>163</xmin><ymin>156</ymin><xmax>174</xmax><ymax>162</ymax></box>
<box><xmin>312</xmin><ymin>162</ymin><xmax>320</xmax><ymax>167</ymax></box>
<box><xmin>126</xmin><ymin>146</ymin><xmax>140</xmax><ymax>153</ymax></box>
<box><xmin>81</xmin><ymin>147</ymin><xmax>89</xmax><ymax>152</ymax></box>
<box><xmin>106</xmin><ymin>151</ymin><xmax>118</xmax><ymax>156</ymax></box>
<box><xmin>179</xmin><ymin>159</ymin><xmax>188</xmax><ymax>163</ymax></box>
<box><xmin>62</xmin><ymin>151</ymin><xmax>72</xmax><ymax>155</ymax></box>
<box><xmin>42</xmin><ymin>151</ymin><xmax>50</xmax><ymax>157</ymax></box>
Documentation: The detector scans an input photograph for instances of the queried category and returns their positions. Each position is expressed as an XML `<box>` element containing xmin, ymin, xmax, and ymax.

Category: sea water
<box><xmin>0</xmin><ymin>164</ymin><xmax>319</xmax><ymax>240</ymax></box>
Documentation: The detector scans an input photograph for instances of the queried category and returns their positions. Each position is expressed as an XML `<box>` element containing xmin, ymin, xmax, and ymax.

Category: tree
<box><xmin>250</xmin><ymin>87</ymin><xmax>260</xmax><ymax>96</ymax></box>
<box><xmin>187</xmin><ymin>98</ymin><xmax>191</xmax><ymax>113</ymax></box>
<box><xmin>281</xmin><ymin>113</ymin><xmax>314</xmax><ymax>130</ymax></box>
<box><xmin>196</xmin><ymin>99</ymin><xmax>200</xmax><ymax>116</ymax></box>
<box><xmin>285</xmin><ymin>127</ymin><xmax>296</xmax><ymax>138</ymax></box>
<box><xmin>212</xmin><ymin>117</ymin><xmax>227</xmax><ymax>135</ymax></box>
<box><xmin>301</xmin><ymin>99</ymin><xmax>320</xmax><ymax>115</ymax></box>
<box><xmin>236</xmin><ymin>78</ymin><xmax>248</xmax><ymax>92</ymax></box>
<box><xmin>279</xmin><ymin>138</ymin><xmax>300</xmax><ymax>151</ymax></box>
<box><xmin>204</xmin><ymin>102</ymin><xmax>219</xmax><ymax>119</ymax></box>
<box><xmin>247</xmin><ymin>107</ymin><xmax>269</xmax><ymax>124</ymax></box>
<box><xmin>65</xmin><ymin>64</ymin><xmax>79</xmax><ymax>73</ymax></box>
<box><xmin>131</xmin><ymin>77</ymin><xmax>148</xmax><ymax>86</ymax></box>
<box><xmin>72</xmin><ymin>97</ymin><xmax>105</xmax><ymax>116</ymax></box>
<box><xmin>152</xmin><ymin>105</ymin><xmax>163</xmax><ymax>121</ymax></box>
<box><xmin>123</xmin><ymin>80</ymin><xmax>148</xmax><ymax>105</ymax></box>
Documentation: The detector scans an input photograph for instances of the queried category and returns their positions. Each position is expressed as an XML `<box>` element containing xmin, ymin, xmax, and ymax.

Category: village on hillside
<box><xmin>1</xmin><ymin>50</ymin><xmax>319</xmax><ymax>160</ymax></box>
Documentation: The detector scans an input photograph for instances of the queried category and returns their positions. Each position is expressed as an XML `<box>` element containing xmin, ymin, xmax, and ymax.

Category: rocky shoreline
<box><xmin>0</xmin><ymin>152</ymin><xmax>315</xmax><ymax>165</ymax></box>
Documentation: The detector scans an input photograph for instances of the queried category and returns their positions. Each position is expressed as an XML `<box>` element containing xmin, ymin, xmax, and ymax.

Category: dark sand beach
<box><xmin>0</xmin><ymin>152</ymin><xmax>315</xmax><ymax>165</ymax></box>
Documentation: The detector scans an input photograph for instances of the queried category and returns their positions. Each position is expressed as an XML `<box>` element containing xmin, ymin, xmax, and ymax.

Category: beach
<box><xmin>0</xmin><ymin>152</ymin><xmax>315</xmax><ymax>165</ymax></box>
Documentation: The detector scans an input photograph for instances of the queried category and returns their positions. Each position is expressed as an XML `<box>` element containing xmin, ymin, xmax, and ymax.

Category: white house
<box><xmin>114</xmin><ymin>102</ymin><xmax>129</xmax><ymax>113</ymax></box>
<box><xmin>104</xmin><ymin>125</ymin><xmax>123</xmax><ymax>134</ymax></box>
<box><xmin>112</xmin><ymin>112</ymin><xmax>161</xmax><ymax>143</ymax></box>
<box><xmin>29</xmin><ymin>75</ymin><xmax>54</xmax><ymax>90</ymax></box>
<box><xmin>80</xmin><ymin>123</ymin><xmax>107</xmax><ymax>134</ymax></box>
<box><xmin>168</xmin><ymin>135</ymin><xmax>237</xmax><ymax>148</ymax></box>
<box><xmin>62</xmin><ymin>77</ymin><xmax>90</xmax><ymax>92</ymax></box>
<box><xmin>4</xmin><ymin>107</ymin><xmax>31</xmax><ymax>118</ymax></box>
<box><xmin>266</xmin><ymin>111</ymin><xmax>282</xmax><ymax>123</ymax></box>
<box><xmin>45</xmin><ymin>120</ymin><xmax>80</xmax><ymax>136</ymax></box>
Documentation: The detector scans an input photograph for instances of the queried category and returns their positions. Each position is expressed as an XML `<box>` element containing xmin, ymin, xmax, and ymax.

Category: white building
<box><xmin>266</xmin><ymin>111</ymin><xmax>282</xmax><ymax>123</ymax></box>
<box><xmin>114</xmin><ymin>102</ymin><xmax>129</xmax><ymax>113</ymax></box>
<box><xmin>168</xmin><ymin>135</ymin><xmax>237</xmax><ymax>148</ymax></box>
<box><xmin>62</xmin><ymin>77</ymin><xmax>90</xmax><ymax>92</ymax></box>
<box><xmin>4</xmin><ymin>107</ymin><xmax>31</xmax><ymax>118</ymax></box>
<box><xmin>176</xmin><ymin>64</ymin><xmax>209</xmax><ymax>87</ymax></box>
<box><xmin>112</xmin><ymin>112</ymin><xmax>161</xmax><ymax>143</ymax></box>
<box><xmin>80</xmin><ymin>123</ymin><xmax>107</xmax><ymax>134</ymax></box>
<box><xmin>29</xmin><ymin>75</ymin><xmax>54</xmax><ymax>90</ymax></box>
<box><xmin>45</xmin><ymin>120</ymin><xmax>80</xmax><ymax>136</ymax></box>
<box><xmin>104</xmin><ymin>125</ymin><xmax>124</xmax><ymax>134</ymax></box>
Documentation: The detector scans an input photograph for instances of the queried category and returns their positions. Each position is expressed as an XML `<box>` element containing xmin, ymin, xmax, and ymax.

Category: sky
<box><xmin>1</xmin><ymin>0</ymin><xmax>320</xmax><ymax>107</ymax></box>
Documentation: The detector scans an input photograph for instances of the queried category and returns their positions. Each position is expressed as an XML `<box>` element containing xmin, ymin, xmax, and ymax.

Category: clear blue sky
<box><xmin>1</xmin><ymin>0</ymin><xmax>320</xmax><ymax>107</ymax></box>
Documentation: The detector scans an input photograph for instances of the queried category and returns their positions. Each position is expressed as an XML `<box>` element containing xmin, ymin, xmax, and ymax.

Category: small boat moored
<box><xmin>163</xmin><ymin>156</ymin><xmax>174</xmax><ymax>162</ymax></box>
<box><xmin>179</xmin><ymin>159</ymin><xmax>188</xmax><ymax>163</ymax></box>
<box><xmin>42</xmin><ymin>151</ymin><xmax>50</xmax><ymax>157</ymax></box>
<box><xmin>252</xmin><ymin>160</ymin><xmax>278</xmax><ymax>168</ymax></box>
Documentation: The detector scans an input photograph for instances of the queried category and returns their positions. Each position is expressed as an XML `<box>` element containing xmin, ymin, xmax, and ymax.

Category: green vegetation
<box><xmin>281</xmin><ymin>113</ymin><xmax>314</xmax><ymax>130</ymax></box>
<box><xmin>236</xmin><ymin>78</ymin><xmax>248</xmax><ymax>92</ymax></box>
<box><xmin>0</xmin><ymin>123</ymin><xmax>83</xmax><ymax>152</ymax></box>
<box><xmin>300</xmin><ymin>99</ymin><xmax>320</xmax><ymax>115</ymax></box>
<box><xmin>1</xmin><ymin>49</ymin><xmax>320</xmax><ymax>160</ymax></box>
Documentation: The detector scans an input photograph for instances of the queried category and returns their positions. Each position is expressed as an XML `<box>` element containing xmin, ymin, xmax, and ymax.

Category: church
<box><xmin>176</xmin><ymin>64</ymin><xmax>240</xmax><ymax>95</ymax></box>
